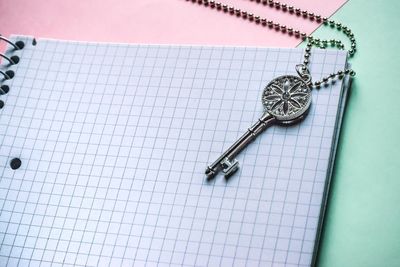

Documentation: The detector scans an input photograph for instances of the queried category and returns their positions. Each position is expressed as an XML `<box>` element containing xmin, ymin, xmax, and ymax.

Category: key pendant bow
<box><xmin>206</xmin><ymin>64</ymin><xmax>312</xmax><ymax>179</ymax></box>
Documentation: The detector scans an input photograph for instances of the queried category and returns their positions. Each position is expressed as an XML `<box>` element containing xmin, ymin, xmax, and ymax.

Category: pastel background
<box><xmin>1</xmin><ymin>0</ymin><xmax>346</xmax><ymax>47</ymax></box>
<box><xmin>1</xmin><ymin>0</ymin><xmax>399</xmax><ymax>266</ymax></box>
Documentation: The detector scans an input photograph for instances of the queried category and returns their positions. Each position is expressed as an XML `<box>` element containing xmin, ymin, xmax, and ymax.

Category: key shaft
<box><xmin>225</xmin><ymin>112</ymin><xmax>275</xmax><ymax>160</ymax></box>
<box><xmin>206</xmin><ymin>112</ymin><xmax>275</xmax><ymax>179</ymax></box>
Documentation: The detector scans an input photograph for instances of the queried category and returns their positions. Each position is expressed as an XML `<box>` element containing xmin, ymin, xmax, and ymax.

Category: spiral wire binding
<box><xmin>0</xmin><ymin>70</ymin><xmax>11</xmax><ymax>80</ymax></box>
<box><xmin>0</xmin><ymin>35</ymin><xmax>24</xmax><ymax>98</ymax></box>
<box><xmin>0</xmin><ymin>35</ymin><xmax>24</xmax><ymax>50</ymax></box>
<box><xmin>0</xmin><ymin>53</ymin><xmax>18</xmax><ymax>65</ymax></box>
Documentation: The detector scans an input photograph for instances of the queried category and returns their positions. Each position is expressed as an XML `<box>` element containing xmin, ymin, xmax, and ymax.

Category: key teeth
<box><xmin>222</xmin><ymin>158</ymin><xmax>239</xmax><ymax>178</ymax></box>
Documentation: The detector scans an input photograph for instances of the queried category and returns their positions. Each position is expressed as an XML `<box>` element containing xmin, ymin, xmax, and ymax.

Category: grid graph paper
<box><xmin>0</xmin><ymin>36</ymin><xmax>348</xmax><ymax>267</ymax></box>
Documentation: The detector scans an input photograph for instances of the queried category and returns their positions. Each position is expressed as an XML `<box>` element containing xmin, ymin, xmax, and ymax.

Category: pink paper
<box><xmin>0</xmin><ymin>0</ymin><xmax>346</xmax><ymax>48</ymax></box>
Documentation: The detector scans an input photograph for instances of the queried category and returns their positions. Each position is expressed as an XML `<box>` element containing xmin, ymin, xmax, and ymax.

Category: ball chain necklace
<box><xmin>185</xmin><ymin>0</ymin><xmax>357</xmax><ymax>179</ymax></box>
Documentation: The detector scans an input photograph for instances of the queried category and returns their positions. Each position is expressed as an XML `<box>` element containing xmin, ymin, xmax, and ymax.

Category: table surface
<box><xmin>2</xmin><ymin>0</ymin><xmax>400</xmax><ymax>266</ymax></box>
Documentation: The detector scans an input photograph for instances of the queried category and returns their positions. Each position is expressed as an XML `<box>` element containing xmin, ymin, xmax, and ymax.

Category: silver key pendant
<box><xmin>206</xmin><ymin>65</ymin><xmax>312</xmax><ymax>179</ymax></box>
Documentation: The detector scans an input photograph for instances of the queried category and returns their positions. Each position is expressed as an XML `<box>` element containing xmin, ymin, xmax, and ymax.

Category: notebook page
<box><xmin>0</xmin><ymin>36</ymin><xmax>348</xmax><ymax>267</ymax></box>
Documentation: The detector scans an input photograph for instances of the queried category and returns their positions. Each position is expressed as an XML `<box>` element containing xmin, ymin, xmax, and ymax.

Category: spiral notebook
<box><xmin>0</xmin><ymin>35</ymin><xmax>349</xmax><ymax>267</ymax></box>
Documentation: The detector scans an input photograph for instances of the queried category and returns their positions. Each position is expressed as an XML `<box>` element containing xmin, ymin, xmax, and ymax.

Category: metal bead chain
<box><xmin>187</xmin><ymin>0</ymin><xmax>357</xmax><ymax>88</ymax></box>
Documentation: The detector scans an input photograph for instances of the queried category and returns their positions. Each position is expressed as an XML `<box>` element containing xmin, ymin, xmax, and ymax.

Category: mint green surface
<box><xmin>310</xmin><ymin>1</ymin><xmax>400</xmax><ymax>266</ymax></box>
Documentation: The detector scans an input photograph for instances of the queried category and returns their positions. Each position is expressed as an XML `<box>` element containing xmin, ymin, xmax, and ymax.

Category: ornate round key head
<box><xmin>262</xmin><ymin>75</ymin><xmax>312</xmax><ymax>124</ymax></box>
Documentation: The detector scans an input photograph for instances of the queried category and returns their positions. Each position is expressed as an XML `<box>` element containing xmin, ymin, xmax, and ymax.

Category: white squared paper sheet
<box><xmin>0</xmin><ymin>36</ymin><xmax>348</xmax><ymax>267</ymax></box>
